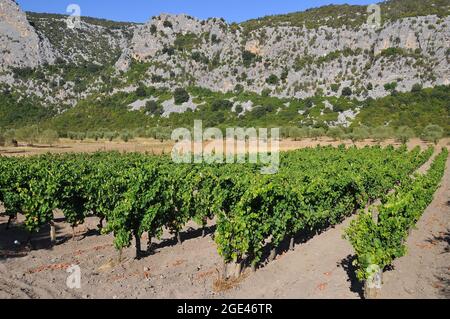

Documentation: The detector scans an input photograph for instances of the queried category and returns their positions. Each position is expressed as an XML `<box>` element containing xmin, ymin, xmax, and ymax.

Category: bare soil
<box><xmin>1</xmin><ymin>137</ymin><xmax>448</xmax><ymax>157</ymax></box>
<box><xmin>0</xmin><ymin>140</ymin><xmax>448</xmax><ymax>299</ymax></box>
<box><xmin>0</xmin><ymin>138</ymin><xmax>175</xmax><ymax>157</ymax></box>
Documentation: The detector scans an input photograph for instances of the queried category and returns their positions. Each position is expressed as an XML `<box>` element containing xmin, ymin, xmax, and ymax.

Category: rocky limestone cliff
<box><xmin>0</xmin><ymin>0</ymin><xmax>55</xmax><ymax>71</ymax></box>
<box><xmin>116</xmin><ymin>13</ymin><xmax>450</xmax><ymax>99</ymax></box>
<box><xmin>26</xmin><ymin>12</ymin><xmax>135</xmax><ymax>66</ymax></box>
<box><xmin>0</xmin><ymin>0</ymin><xmax>449</xmax><ymax>105</ymax></box>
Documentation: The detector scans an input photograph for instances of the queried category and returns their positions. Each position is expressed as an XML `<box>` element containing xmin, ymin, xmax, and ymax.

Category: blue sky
<box><xmin>17</xmin><ymin>0</ymin><xmax>376</xmax><ymax>23</ymax></box>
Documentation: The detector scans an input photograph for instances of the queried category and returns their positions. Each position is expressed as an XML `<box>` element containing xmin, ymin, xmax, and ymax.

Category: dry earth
<box><xmin>1</xmin><ymin>137</ymin><xmax>448</xmax><ymax>157</ymax></box>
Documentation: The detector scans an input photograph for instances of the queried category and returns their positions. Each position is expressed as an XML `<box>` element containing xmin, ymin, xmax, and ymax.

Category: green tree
<box><xmin>104</xmin><ymin>131</ymin><xmax>116</xmax><ymax>142</ymax></box>
<box><xmin>421</xmin><ymin>124</ymin><xmax>443</xmax><ymax>144</ymax></box>
<box><xmin>211</xmin><ymin>99</ymin><xmax>233</xmax><ymax>112</ymax></box>
<box><xmin>15</xmin><ymin>125</ymin><xmax>39</xmax><ymax>145</ymax></box>
<box><xmin>372</xmin><ymin>126</ymin><xmax>394</xmax><ymax>142</ymax></box>
<box><xmin>2</xmin><ymin>129</ymin><xmax>16</xmax><ymax>146</ymax></box>
<box><xmin>327</xmin><ymin>127</ymin><xmax>344</xmax><ymax>141</ymax></box>
<box><xmin>396</xmin><ymin>126</ymin><xmax>414</xmax><ymax>144</ymax></box>
<box><xmin>309</xmin><ymin>127</ymin><xmax>325</xmax><ymax>140</ymax></box>
<box><xmin>120</xmin><ymin>130</ymin><xmax>134</xmax><ymax>142</ymax></box>
<box><xmin>347</xmin><ymin>127</ymin><xmax>370</xmax><ymax>142</ymax></box>
<box><xmin>289</xmin><ymin>127</ymin><xmax>309</xmax><ymax>141</ymax></box>
<box><xmin>77</xmin><ymin>132</ymin><xmax>86</xmax><ymax>141</ymax></box>
<box><xmin>39</xmin><ymin>129</ymin><xmax>59</xmax><ymax>145</ymax></box>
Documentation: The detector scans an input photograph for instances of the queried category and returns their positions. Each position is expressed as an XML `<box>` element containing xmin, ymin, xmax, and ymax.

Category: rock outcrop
<box><xmin>116</xmin><ymin>13</ymin><xmax>450</xmax><ymax>99</ymax></box>
<box><xmin>0</xmin><ymin>0</ymin><xmax>55</xmax><ymax>71</ymax></box>
<box><xmin>0</xmin><ymin>0</ymin><xmax>449</xmax><ymax>103</ymax></box>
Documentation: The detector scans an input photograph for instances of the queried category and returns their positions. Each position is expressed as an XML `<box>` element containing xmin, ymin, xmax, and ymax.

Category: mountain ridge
<box><xmin>0</xmin><ymin>0</ymin><xmax>449</xmax><ymax>134</ymax></box>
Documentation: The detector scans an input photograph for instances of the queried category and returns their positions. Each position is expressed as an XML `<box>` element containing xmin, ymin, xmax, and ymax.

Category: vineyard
<box><xmin>0</xmin><ymin>144</ymin><xmax>447</xmax><ymax>296</ymax></box>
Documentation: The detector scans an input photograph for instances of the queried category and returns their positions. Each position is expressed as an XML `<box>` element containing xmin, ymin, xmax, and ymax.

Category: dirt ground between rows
<box><xmin>1</xmin><ymin>137</ymin><xmax>448</xmax><ymax>157</ymax></box>
<box><xmin>0</xmin><ymin>139</ymin><xmax>448</xmax><ymax>299</ymax></box>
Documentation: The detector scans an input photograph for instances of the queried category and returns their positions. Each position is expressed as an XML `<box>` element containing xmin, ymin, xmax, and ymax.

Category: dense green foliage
<box><xmin>355</xmin><ymin>85</ymin><xmax>450</xmax><ymax>135</ymax></box>
<box><xmin>7</xmin><ymin>85</ymin><xmax>439</xmax><ymax>136</ymax></box>
<box><xmin>0</xmin><ymin>145</ymin><xmax>435</xmax><ymax>265</ymax></box>
<box><xmin>0</xmin><ymin>93</ymin><xmax>55</xmax><ymax>129</ymax></box>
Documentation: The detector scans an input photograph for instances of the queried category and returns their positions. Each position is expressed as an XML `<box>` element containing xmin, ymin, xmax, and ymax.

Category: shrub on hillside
<box><xmin>341</xmin><ymin>87</ymin><xmax>352</xmax><ymax>97</ymax></box>
<box><xmin>261</xmin><ymin>88</ymin><xmax>271</xmax><ymax>97</ymax></box>
<box><xmin>163</xmin><ymin>20</ymin><xmax>173</xmax><ymax>29</ymax></box>
<box><xmin>135</xmin><ymin>84</ymin><xmax>147</xmax><ymax>97</ymax></box>
<box><xmin>144</xmin><ymin>100</ymin><xmax>162</xmax><ymax>115</ymax></box>
<box><xmin>411</xmin><ymin>83</ymin><xmax>423</xmax><ymax>92</ymax></box>
<box><xmin>330</xmin><ymin>83</ymin><xmax>340</xmax><ymax>93</ymax></box>
<box><xmin>211</xmin><ymin>99</ymin><xmax>233</xmax><ymax>112</ymax></box>
<box><xmin>384</xmin><ymin>82</ymin><xmax>398</xmax><ymax>92</ymax></box>
<box><xmin>234</xmin><ymin>84</ymin><xmax>244</xmax><ymax>94</ymax></box>
<box><xmin>174</xmin><ymin>88</ymin><xmax>190</xmax><ymax>105</ymax></box>
<box><xmin>234</xmin><ymin>104</ymin><xmax>243</xmax><ymax>114</ymax></box>
<box><xmin>266</xmin><ymin>74</ymin><xmax>279</xmax><ymax>85</ymax></box>
<box><xmin>242</xmin><ymin>50</ymin><xmax>258</xmax><ymax>67</ymax></box>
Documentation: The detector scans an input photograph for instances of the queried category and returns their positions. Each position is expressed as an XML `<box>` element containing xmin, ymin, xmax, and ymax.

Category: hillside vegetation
<box><xmin>242</xmin><ymin>0</ymin><xmax>450</xmax><ymax>32</ymax></box>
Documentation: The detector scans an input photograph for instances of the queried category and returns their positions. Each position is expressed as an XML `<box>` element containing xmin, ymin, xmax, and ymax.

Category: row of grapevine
<box><xmin>345</xmin><ymin>148</ymin><xmax>448</xmax><ymax>295</ymax></box>
<box><xmin>214</xmin><ymin>145</ymin><xmax>434</xmax><ymax>270</ymax></box>
<box><xmin>0</xmin><ymin>145</ymin><xmax>435</xmax><ymax>273</ymax></box>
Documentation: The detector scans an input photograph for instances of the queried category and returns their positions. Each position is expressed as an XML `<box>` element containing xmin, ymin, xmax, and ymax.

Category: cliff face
<box><xmin>116</xmin><ymin>13</ymin><xmax>449</xmax><ymax>99</ymax></box>
<box><xmin>0</xmin><ymin>0</ymin><xmax>449</xmax><ymax>102</ymax></box>
<box><xmin>0</xmin><ymin>0</ymin><xmax>55</xmax><ymax>71</ymax></box>
<box><xmin>25</xmin><ymin>12</ymin><xmax>135</xmax><ymax>66</ymax></box>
